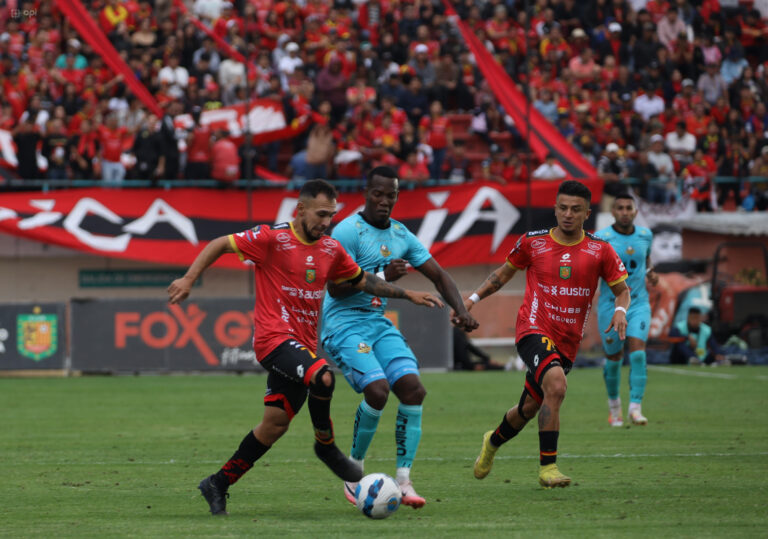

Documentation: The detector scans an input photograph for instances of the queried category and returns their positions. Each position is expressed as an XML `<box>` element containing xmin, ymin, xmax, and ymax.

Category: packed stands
<box><xmin>0</xmin><ymin>0</ymin><xmax>767</xmax><ymax>210</ymax></box>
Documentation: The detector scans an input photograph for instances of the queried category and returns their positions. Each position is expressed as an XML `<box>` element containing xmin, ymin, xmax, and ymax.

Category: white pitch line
<box><xmin>648</xmin><ymin>366</ymin><xmax>737</xmax><ymax>379</ymax></box>
<box><xmin>32</xmin><ymin>452</ymin><xmax>768</xmax><ymax>467</ymax></box>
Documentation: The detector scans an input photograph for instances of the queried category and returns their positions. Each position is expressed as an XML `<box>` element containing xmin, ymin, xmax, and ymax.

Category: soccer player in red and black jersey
<box><xmin>168</xmin><ymin>180</ymin><xmax>443</xmax><ymax>515</ymax></box>
<box><xmin>464</xmin><ymin>180</ymin><xmax>630</xmax><ymax>488</ymax></box>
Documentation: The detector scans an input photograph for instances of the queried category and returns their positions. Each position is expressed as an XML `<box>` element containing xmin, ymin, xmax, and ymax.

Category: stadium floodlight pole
<box><xmin>524</xmin><ymin>0</ymin><xmax>533</xmax><ymax>231</ymax></box>
<box><xmin>244</xmin><ymin>8</ymin><xmax>255</xmax><ymax>297</ymax></box>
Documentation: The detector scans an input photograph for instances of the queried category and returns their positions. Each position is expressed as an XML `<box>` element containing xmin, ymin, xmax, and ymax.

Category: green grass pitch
<box><xmin>2</xmin><ymin>366</ymin><xmax>767</xmax><ymax>537</ymax></box>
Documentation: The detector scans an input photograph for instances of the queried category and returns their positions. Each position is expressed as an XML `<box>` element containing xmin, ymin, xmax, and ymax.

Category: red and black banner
<box><xmin>0</xmin><ymin>181</ymin><xmax>602</xmax><ymax>269</ymax></box>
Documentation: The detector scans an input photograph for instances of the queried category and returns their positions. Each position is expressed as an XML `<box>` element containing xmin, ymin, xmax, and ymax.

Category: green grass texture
<box><xmin>2</xmin><ymin>366</ymin><xmax>766</xmax><ymax>538</ymax></box>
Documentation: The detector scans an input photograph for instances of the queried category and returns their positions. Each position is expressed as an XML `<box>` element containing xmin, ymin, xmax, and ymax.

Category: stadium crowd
<box><xmin>2</xmin><ymin>0</ymin><xmax>768</xmax><ymax>210</ymax></box>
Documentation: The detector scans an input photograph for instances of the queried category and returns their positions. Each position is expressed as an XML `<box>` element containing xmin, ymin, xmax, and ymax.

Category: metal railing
<box><xmin>0</xmin><ymin>176</ymin><xmax>764</xmax><ymax>193</ymax></box>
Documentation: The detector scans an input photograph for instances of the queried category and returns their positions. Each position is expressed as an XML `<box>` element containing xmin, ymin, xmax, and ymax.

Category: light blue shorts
<box><xmin>322</xmin><ymin>315</ymin><xmax>419</xmax><ymax>393</ymax></box>
<box><xmin>597</xmin><ymin>301</ymin><xmax>651</xmax><ymax>356</ymax></box>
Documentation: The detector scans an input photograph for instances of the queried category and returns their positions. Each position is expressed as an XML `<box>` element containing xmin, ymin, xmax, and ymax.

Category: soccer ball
<box><xmin>355</xmin><ymin>473</ymin><xmax>402</xmax><ymax>519</ymax></box>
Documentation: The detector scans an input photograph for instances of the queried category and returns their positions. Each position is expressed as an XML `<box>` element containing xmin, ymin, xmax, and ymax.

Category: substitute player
<box><xmin>465</xmin><ymin>180</ymin><xmax>630</xmax><ymax>488</ymax></box>
<box><xmin>595</xmin><ymin>193</ymin><xmax>658</xmax><ymax>426</ymax></box>
<box><xmin>321</xmin><ymin>166</ymin><xmax>478</xmax><ymax>508</ymax></box>
<box><xmin>168</xmin><ymin>180</ymin><xmax>443</xmax><ymax>516</ymax></box>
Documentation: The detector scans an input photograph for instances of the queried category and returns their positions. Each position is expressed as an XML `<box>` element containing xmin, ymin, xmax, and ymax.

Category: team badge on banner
<box><xmin>305</xmin><ymin>269</ymin><xmax>316</xmax><ymax>283</ymax></box>
<box><xmin>559</xmin><ymin>266</ymin><xmax>572</xmax><ymax>279</ymax></box>
<box><xmin>17</xmin><ymin>308</ymin><xmax>58</xmax><ymax>361</ymax></box>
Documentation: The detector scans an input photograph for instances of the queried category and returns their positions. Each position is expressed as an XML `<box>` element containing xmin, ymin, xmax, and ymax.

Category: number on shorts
<box><xmin>541</xmin><ymin>336</ymin><xmax>555</xmax><ymax>351</ymax></box>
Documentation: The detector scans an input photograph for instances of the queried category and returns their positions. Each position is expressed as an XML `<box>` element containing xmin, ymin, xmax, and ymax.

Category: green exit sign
<box><xmin>79</xmin><ymin>269</ymin><xmax>201</xmax><ymax>288</ymax></box>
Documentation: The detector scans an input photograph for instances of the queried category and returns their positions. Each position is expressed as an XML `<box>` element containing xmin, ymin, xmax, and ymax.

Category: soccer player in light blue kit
<box><xmin>596</xmin><ymin>193</ymin><xmax>658</xmax><ymax>426</ymax></box>
<box><xmin>322</xmin><ymin>167</ymin><xmax>478</xmax><ymax>508</ymax></box>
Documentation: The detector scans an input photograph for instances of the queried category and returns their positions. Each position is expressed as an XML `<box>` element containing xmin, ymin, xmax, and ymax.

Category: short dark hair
<box><xmin>366</xmin><ymin>165</ymin><xmax>398</xmax><ymax>187</ymax></box>
<box><xmin>557</xmin><ymin>180</ymin><xmax>592</xmax><ymax>204</ymax></box>
<box><xmin>613</xmin><ymin>192</ymin><xmax>635</xmax><ymax>203</ymax></box>
<box><xmin>688</xmin><ymin>307</ymin><xmax>702</xmax><ymax>315</ymax></box>
<box><xmin>299</xmin><ymin>179</ymin><xmax>338</xmax><ymax>201</ymax></box>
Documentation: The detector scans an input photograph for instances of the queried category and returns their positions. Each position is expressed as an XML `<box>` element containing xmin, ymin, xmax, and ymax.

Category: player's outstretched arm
<box><xmin>416</xmin><ymin>258</ymin><xmax>479</xmax><ymax>332</ymax></box>
<box><xmin>327</xmin><ymin>259</ymin><xmax>410</xmax><ymax>298</ymax></box>
<box><xmin>168</xmin><ymin>236</ymin><xmax>234</xmax><ymax>304</ymax></box>
<box><xmin>354</xmin><ymin>272</ymin><xmax>444</xmax><ymax>308</ymax></box>
<box><xmin>463</xmin><ymin>262</ymin><xmax>517</xmax><ymax>311</ymax></box>
<box><xmin>606</xmin><ymin>280</ymin><xmax>631</xmax><ymax>340</ymax></box>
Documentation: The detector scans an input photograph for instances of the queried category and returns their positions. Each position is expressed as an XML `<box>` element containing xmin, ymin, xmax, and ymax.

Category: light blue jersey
<box><xmin>596</xmin><ymin>225</ymin><xmax>654</xmax><ymax>352</ymax></box>
<box><xmin>322</xmin><ymin>213</ymin><xmax>432</xmax><ymax>323</ymax></box>
<box><xmin>321</xmin><ymin>213</ymin><xmax>432</xmax><ymax>393</ymax></box>
<box><xmin>596</xmin><ymin>225</ymin><xmax>653</xmax><ymax>309</ymax></box>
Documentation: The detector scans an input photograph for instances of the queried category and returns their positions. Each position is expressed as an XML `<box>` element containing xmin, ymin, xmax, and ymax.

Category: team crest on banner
<box><xmin>305</xmin><ymin>269</ymin><xmax>316</xmax><ymax>283</ymax></box>
<box><xmin>17</xmin><ymin>309</ymin><xmax>58</xmax><ymax>361</ymax></box>
<box><xmin>559</xmin><ymin>266</ymin><xmax>572</xmax><ymax>279</ymax></box>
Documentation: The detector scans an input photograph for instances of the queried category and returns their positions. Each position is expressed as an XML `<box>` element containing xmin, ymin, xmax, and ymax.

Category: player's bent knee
<box><xmin>364</xmin><ymin>380</ymin><xmax>390</xmax><ymax>409</ymax></box>
<box><xmin>542</xmin><ymin>371</ymin><xmax>567</xmax><ymax>402</ymax></box>
<box><xmin>407</xmin><ymin>383</ymin><xmax>426</xmax><ymax>404</ymax></box>
<box><xmin>310</xmin><ymin>366</ymin><xmax>335</xmax><ymax>398</ymax></box>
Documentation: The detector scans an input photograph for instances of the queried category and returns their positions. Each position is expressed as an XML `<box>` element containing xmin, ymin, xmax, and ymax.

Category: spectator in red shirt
<box><xmin>419</xmin><ymin>100</ymin><xmax>452</xmax><ymax>180</ymax></box>
<box><xmin>98</xmin><ymin>113</ymin><xmax>129</xmax><ymax>185</ymax></box>
<box><xmin>100</xmin><ymin>0</ymin><xmax>130</xmax><ymax>34</ymax></box>
<box><xmin>503</xmin><ymin>154</ymin><xmax>530</xmax><ymax>183</ymax></box>
<box><xmin>185</xmin><ymin>109</ymin><xmax>213</xmax><ymax>180</ymax></box>
<box><xmin>211</xmin><ymin>130</ymin><xmax>241</xmax><ymax>185</ymax></box>
<box><xmin>398</xmin><ymin>150</ymin><xmax>430</xmax><ymax>185</ymax></box>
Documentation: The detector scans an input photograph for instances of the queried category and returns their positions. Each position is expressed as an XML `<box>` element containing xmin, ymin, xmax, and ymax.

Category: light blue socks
<box><xmin>350</xmin><ymin>399</ymin><xmax>382</xmax><ymax>462</ymax></box>
<box><xmin>395</xmin><ymin>404</ymin><xmax>422</xmax><ymax>469</ymax></box>
<box><xmin>629</xmin><ymin>350</ymin><xmax>647</xmax><ymax>403</ymax></box>
<box><xmin>603</xmin><ymin>359</ymin><xmax>622</xmax><ymax>400</ymax></box>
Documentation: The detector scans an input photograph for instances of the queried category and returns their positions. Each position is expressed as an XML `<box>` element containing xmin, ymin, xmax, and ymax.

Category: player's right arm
<box><xmin>463</xmin><ymin>262</ymin><xmax>518</xmax><ymax>312</ymax></box>
<box><xmin>167</xmin><ymin>235</ymin><xmax>235</xmax><ymax>304</ymax></box>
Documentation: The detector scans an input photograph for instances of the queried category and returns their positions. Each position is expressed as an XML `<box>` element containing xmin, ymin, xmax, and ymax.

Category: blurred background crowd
<box><xmin>1</xmin><ymin>0</ymin><xmax>767</xmax><ymax>210</ymax></box>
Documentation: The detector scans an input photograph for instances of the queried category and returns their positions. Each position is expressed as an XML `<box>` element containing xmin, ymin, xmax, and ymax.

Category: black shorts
<box><xmin>516</xmin><ymin>333</ymin><xmax>573</xmax><ymax>405</ymax></box>
<box><xmin>259</xmin><ymin>339</ymin><xmax>328</xmax><ymax>419</ymax></box>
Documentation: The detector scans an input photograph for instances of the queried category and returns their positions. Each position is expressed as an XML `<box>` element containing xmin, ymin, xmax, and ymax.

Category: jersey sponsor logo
<box><xmin>276</xmin><ymin>232</ymin><xmax>291</xmax><ymax>243</ymax></box>
<box><xmin>581</xmin><ymin>248</ymin><xmax>599</xmax><ymax>257</ymax></box>
<box><xmin>533</xmin><ymin>354</ymin><xmax>539</xmax><ymax>366</ymax></box>
<box><xmin>281</xmin><ymin>305</ymin><xmax>290</xmax><ymax>323</ymax></box>
<box><xmin>357</xmin><ymin>342</ymin><xmax>371</xmax><ymax>354</ymax></box>
<box><xmin>557</xmin><ymin>286</ymin><xmax>592</xmax><ymax>297</ymax></box>
<box><xmin>587</xmin><ymin>241</ymin><xmax>602</xmax><ymax>251</ymax></box>
<box><xmin>618</xmin><ymin>261</ymin><xmax>626</xmax><ymax>272</ymax></box>
<box><xmin>560</xmin><ymin>253</ymin><xmax>571</xmax><ymax>262</ymax></box>
<box><xmin>371</xmin><ymin>296</ymin><xmax>382</xmax><ymax>308</ymax></box>
<box><xmin>305</xmin><ymin>269</ymin><xmax>316</xmax><ymax>283</ymax></box>
<box><xmin>559</xmin><ymin>266</ymin><xmax>572</xmax><ymax>279</ymax></box>
<box><xmin>322</xmin><ymin>238</ymin><xmax>336</xmax><ymax>248</ymax></box>
<box><xmin>296</xmin><ymin>364</ymin><xmax>304</xmax><ymax>378</ymax></box>
<box><xmin>380</xmin><ymin>244</ymin><xmax>391</xmax><ymax>257</ymax></box>
<box><xmin>532</xmin><ymin>238</ymin><xmax>546</xmax><ymax>249</ymax></box>
<box><xmin>626</xmin><ymin>246</ymin><xmax>635</xmax><ymax>254</ymax></box>
<box><xmin>306</xmin><ymin>255</ymin><xmax>314</xmax><ymax>265</ymax></box>
<box><xmin>282</xmin><ymin>285</ymin><xmax>323</xmax><ymax>299</ymax></box>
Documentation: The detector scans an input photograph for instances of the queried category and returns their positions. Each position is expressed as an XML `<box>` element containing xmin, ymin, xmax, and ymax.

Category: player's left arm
<box><xmin>645</xmin><ymin>255</ymin><xmax>659</xmax><ymax>286</ymax></box>
<box><xmin>415</xmin><ymin>258</ymin><xmax>479</xmax><ymax>332</ymax></box>
<box><xmin>352</xmin><ymin>272</ymin><xmax>444</xmax><ymax>308</ymax></box>
<box><xmin>606</xmin><ymin>280</ymin><xmax>631</xmax><ymax>340</ymax></box>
